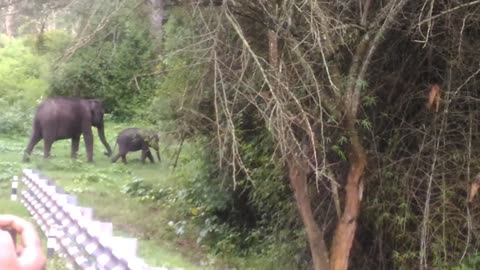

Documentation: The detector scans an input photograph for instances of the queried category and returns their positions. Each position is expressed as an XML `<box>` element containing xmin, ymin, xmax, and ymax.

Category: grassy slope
<box><xmin>0</xmin><ymin>122</ymin><xmax>217</xmax><ymax>270</ymax></box>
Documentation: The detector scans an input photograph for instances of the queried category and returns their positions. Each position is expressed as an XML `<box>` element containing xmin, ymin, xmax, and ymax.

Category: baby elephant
<box><xmin>111</xmin><ymin>128</ymin><xmax>161</xmax><ymax>164</ymax></box>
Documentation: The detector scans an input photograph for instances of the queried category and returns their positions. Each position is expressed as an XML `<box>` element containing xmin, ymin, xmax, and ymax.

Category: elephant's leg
<box><xmin>140</xmin><ymin>149</ymin><xmax>148</xmax><ymax>164</ymax></box>
<box><xmin>116</xmin><ymin>145</ymin><xmax>128</xmax><ymax>164</ymax></box>
<box><xmin>71</xmin><ymin>136</ymin><xmax>80</xmax><ymax>159</ymax></box>
<box><xmin>140</xmin><ymin>143</ymin><xmax>153</xmax><ymax>164</ymax></box>
<box><xmin>43</xmin><ymin>137</ymin><xmax>54</xmax><ymax>159</ymax></box>
<box><xmin>146</xmin><ymin>151</ymin><xmax>154</xmax><ymax>163</ymax></box>
<box><xmin>24</xmin><ymin>128</ymin><xmax>42</xmax><ymax>162</ymax></box>
<box><xmin>83</xmin><ymin>127</ymin><xmax>94</xmax><ymax>162</ymax></box>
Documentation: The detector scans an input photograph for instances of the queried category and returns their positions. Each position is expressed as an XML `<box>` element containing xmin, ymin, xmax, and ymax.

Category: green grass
<box><xmin>0</xmin><ymin>123</ymin><xmax>218</xmax><ymax>270</ymax></box>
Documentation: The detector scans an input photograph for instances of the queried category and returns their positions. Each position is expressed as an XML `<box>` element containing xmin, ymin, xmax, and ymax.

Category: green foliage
<box><xmin>34</xmin><ymin>31</ymin><xmax>72</xmax><ymax>56</ymax></box>
<box><xmin>47</xmin><ymin>257</ymin><xmax>70</xmax><ymax>270</ymax></box>
<box><xmin>0</xmin><ymin>161</ymin><xmax>22</xmax><ymax>181</ymax></box>
<box><xmin>453</xmin><ymin>255</ymin><xmax>480</xmax><ymax>270</ymax></box>
<box><xmin>0</xmin><ymin>100</ymin><xmax>34</xmax><ymax>135</ymax></box>
<box><xmin>332</xmin><ymin>136</ymin><xmax>348</xmax><ymax>161</ymax></box>
<box><xmin>49</xmin><ymin>4</ymin><xmax>158</xmax><ymax>120</ymax></box>
<box><xmin>123</xmin><ymin>178</ymin><xmax>174</xmax><ymax>201</ymax></box>
<box><xmin>0</xmin><ymin>36</ymin><xmax>48</xmax><ymax>101</ymax></box>
<box><xmin>149</xmin><ymin>8</ymin><xmax>207</xmax><ymax>127</ymax></box>
<box><xmin>0</xmin><ymin>35</ymin><xmax>50</xmax><ymax>134</ymax></box>
<box><xmin>362</xmin><ymin>95</ymin><xmax>377</xmax><ymax>107</ymax></box>
<box><xmin>359</xmin><ymin>118</ymin><xmax>372</xmax><ymax>130</ymax></box>
<box><xmin>356</xmin><ymin>79</ymin><xmax>368</xmax><ymax>90</ymax></box>
<box><xmin>161</xmin><ymin>128</ymin><xmax>304</xmax><ymax>268</ymax></box>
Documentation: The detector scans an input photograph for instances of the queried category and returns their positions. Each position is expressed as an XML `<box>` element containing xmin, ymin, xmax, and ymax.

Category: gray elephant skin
<box><xmin>23</xmin><ymin>97</ymin><xmax>112</xmax><ymax>162</ymax></box>
<box><xmin>111</xmin><ymin>128</ymin><xmax>161</xmax><ymax>164</ymax></box>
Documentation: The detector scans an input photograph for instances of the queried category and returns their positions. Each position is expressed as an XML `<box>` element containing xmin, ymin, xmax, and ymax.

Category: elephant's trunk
<box><xmin>97</xmin><ymin>124</ymin><xmax>112</xmax><ymax>156</ymax></box>
<box><xmin>156</xmin><ymin>149</ymin><xmax>161</xmax><ymax>162</ymax></box>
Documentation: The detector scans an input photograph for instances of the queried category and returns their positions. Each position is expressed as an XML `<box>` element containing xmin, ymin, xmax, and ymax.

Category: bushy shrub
<box><xmin>0</xmin><ymin>35</ymin><xmax>50</xmax><ymax>135</ymax></box>
<box><xmin>123</xmin><ymin>178</ymin><xmax>174</xmax><ymax>201</ymax></box>
<box><xmin>0</xmin><ymin>99</ymin><xmax>35</xmax><ymax>134</ymax></box>
<box><xmin>22</xmin><ymin>30</ymin><xmax>71</xmax><ymax>56</ymax></box>
<box><xmin>49</xmin><ymin>6</ymin><xmax>158</xmax><ymax>120</ymax></box>
<box><xmin>453</xmin><ymin>255</ymin><xmax>480</xmax><ymax>270</ymax></box>
<box><xmin>148</xmin><ymin>8</ymin><xmax>206</xmax><ymax>127</ymax></box>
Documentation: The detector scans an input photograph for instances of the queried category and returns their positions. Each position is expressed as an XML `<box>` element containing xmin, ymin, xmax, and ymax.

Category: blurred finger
<box><xmin>0</xmin><ymin>229</ymin><xmax>19</xmax><ymax>269</ymax></box>
<box><xmin>0</xmin><ymin>215</ymin><xmax>45</xmax><ymax>269</ymax></box>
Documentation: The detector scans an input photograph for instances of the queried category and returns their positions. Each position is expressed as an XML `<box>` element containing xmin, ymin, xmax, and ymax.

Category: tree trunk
<box><xmin>268</xmin><ymin>28</ymin><xmax>329</xmax><ymax>270</ymax></box>
<box><xmin>330</xmin><ymin>121</ymin><xmax>367</xmax><ymax>270</ymax></box>
<box><xmin>47</xmin><ymin>11</ymin><xmax>57</xmax><ymax>31</ymax></box>
<box><xmin>148</xmin><ymin>0</ymin><xmax>165</xmax><ymax>40</ymax></box>
<box><xmin>328</xmin><ymin>2</ymin><xmax>408</xmax><ymax>268</ymax></box>
<box><xmin>5</xmin><ymin>0</ymin><xmax>15</xmax><ymax>38</ymax></box>
<box><xmin>288</xmin><ymin>159</ymin><xmax>330</xmax><ymax>270</ymax></box>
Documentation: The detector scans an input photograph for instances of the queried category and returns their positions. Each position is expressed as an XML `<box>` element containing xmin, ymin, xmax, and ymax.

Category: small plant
<box><xmin>123</xmin><ymin>178</ymin><xmax>173</xmax><ymax>201</ymax></box>
<box><xmin>0</xmin><ymin>161</ymin><xmax>21</xmax><ymax>181</ymax></box>
<box><xmin>168</xmin><ymin>220</ymin><xmax>187</xmax><ymax>237</ymax></box>
<box><xmin>362</xmin><ymin>94</ymin><xmax>377</xmax><ymax>107</ymax></box>
<box><xmin>73</xmin><ymin>173</ymin><xmax>112</xmax><ymax>184</ymax></box>
<box><xmin>453</xmin><ymin>254</ymin><xmax>480</xmax><ymax>270</ymax></box>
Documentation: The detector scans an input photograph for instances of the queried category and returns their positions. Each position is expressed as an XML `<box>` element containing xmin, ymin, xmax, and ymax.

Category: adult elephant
<box><xmin>111</xmin><ymin>128</ymin><xmax>161</xmax><ymax>164</ymax></box>
<box><xmin>23</xmin><ymin>97</ymin><xmax>112</xmax><ymax>162</ymax></box>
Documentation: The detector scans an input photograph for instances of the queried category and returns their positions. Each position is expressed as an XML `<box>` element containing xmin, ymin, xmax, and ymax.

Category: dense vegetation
<box><xmin>2</xmin><ymin>0</ymin><xmax>480</xmax><ymax>269</ymax></box>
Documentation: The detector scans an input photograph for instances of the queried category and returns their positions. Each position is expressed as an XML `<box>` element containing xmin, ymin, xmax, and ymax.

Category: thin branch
<box><xmin>416</xmin><ymin>0</ymin><xmax>480</xmax><ymax>26</ymax></box>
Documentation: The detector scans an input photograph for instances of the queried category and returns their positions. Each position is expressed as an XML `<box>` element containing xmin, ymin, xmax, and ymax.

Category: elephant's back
<box><xmin>37</xmin><ymin>97</ymin><xmax>86</xmax><ymax>108</ymax></box>
<box><xmin>117</xmin><ymin>128</ymin><xmax>143</xmax><ymax>143</ymax></box>
<box><xmin>37</xmin><ymin>97</ymin><xmax>86</xmax><ymax>113</ymax></box>
<box><xmin>118</xmin><ymin>128</ymin><xmax>141</xmax><ymax>137</ymax></box>
<box><xmin>35</xmin><ymin>97</ymin><xmax>89</xmax><ymax>129</ymax></box>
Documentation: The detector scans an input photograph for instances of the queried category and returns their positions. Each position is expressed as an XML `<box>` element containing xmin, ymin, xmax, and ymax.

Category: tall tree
<box><xmin>4</xmin><ymin>0</ymin><xmax>15</xmax><ymax>37</ymax></box>
<box><xmin>179</xmin><ymin>0</ymin><xmax>417</xmax><ymax>269</ymax></box>
<box><xmin>146</xmin><ymin>0</ymin><xmax>165</xmax><ymax>39</ymax></box>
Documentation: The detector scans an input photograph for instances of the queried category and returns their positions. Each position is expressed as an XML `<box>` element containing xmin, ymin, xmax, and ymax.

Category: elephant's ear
<box><xmin>88</xmin><ymin>99</ymin><xmax>103</xmax><ymax>107</ymax></box>
<box><xmin>88</xmin><ymin>100</ymin><xmax>97</xmax><ymax>114</ymax></box>
<box><xmin>148</xmin><ymin>132</ymin><xmax>155</xmax><ymax>141</ymax></box>
<box><xmin>88</xmin><ymin>99</ymin><xmax>104</xmax><ymax>125</ymax></box>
